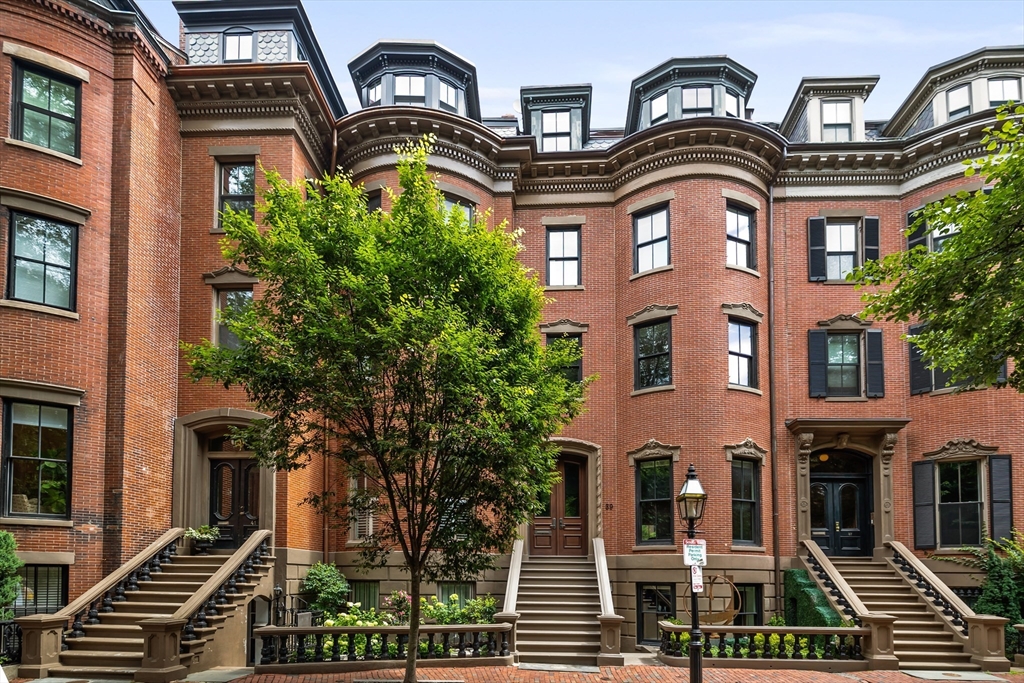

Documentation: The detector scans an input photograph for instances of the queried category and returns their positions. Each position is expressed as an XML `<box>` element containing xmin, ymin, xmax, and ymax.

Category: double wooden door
<box><xmin>810</xmin><ymin>476</ymin><xmax>870</xmax><ymax>556</ymax></box>
<box><xmin>210</xmin><ymin>458</ymin><xmax>261</xmax><ymax>549</ymax></box>
<box><xmin>530</xmin><ymin>457</ymin><xmax>587</xmax><ymax>556</ymax></box>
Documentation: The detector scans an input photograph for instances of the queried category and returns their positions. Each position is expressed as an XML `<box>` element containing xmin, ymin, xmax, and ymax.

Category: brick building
<box><xmin>0</xmin><ymin>0</ymin><xmax>1022</xmax><ymax>671</ymax></box>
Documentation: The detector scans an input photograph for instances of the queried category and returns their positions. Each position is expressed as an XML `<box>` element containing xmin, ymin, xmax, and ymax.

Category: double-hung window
<box><xmin>439</xmin><ymin>81</ymin><xmax>458</xmax><ymax>113</ymax></box>
<box><xmin>912</xmin><ymin>454</ymin><xmax>1012</xmax><ymax>550</ymax></box>
<box><xmin>3</xmin><ymin>401</ymin><xmax>71</xmax><ymax>518</ymax></box>
<box><xmin>633</xmin><ymin>206</ymin><xmax>669</xmax><ymax>274</ymax></box>
<box><xmin>681</xmin><ymin>86</ymin><xmax>712</xmax><ymax>118</ymax></box>
<box><xmin>223</xmin><ymin>32</ymin><xmax>254</xmax><ymax>62</ymax></box>
<box><xmin>395</xmin><ymin>75</ymin><xmax>425</xmax><ymax>106</ymax></box>
<box><xmin>7</xmin><ymin>212</ymin><xmax>77</xmax><ymax>310</ymax></box>
<box><xmin>216</xmin><ymin>288</ymin><xmax>253</xmax><ymax>349</ymax></box>
<box><xmin>728</xmin><ymin>320</ymin><xmax>756</xmax><ymax>388</ymax></box>
<box><xmin>437</xmin><ymin>582</ymin><xmax>475</xmax><ymax>608</ymax></box>
<box><xmin>825</xmin><ymin>333</ymin><xmax>860</xmax><ymax>397</ymax></box>
<box><xmin>546</xmin><ymin>227</ymin><xmax>579</xmax><ymax>286</ymax></box>
<box><xmin>808</xmin><ymin>328</ymin><xmax>885</xmax><ymax>399</ymax></box>
<box><xmin>907</xmin><ymin>323</ymin><xmax>1007</xmax><ymax>394</ymax></box>
<box><xmin>733</xmin><ymin>584</ymin><xmax>763</xmax><ymax>626</ymax></box>
<box><xmin>731</xmin><ymin>459</ymin><xmax>760</xmax><ymax>545</ymax></box>
<box><xmin>546</xmin><ymin>333</ymin><xmax>582</xmax><ymax>383</ymax></box>
<box><xmin>988</xmin><ymin>78</ymin><xmax>1020</xmax><ymax>107</ymax></box>
<box><xmin>724</xmin><ymin>92</ymin><xmax>740</xmax><ymax>118</ymax></box>
<box><xmin>14</xmin><ymin>565</ymin><xmax>67</xmax><ymax>615</ymax></box>
<box><xmin>542</xmin><ymin>111</ymin><xmax>571</xmax><ymax>151</ymax></box>
<box><xmin>807</xmin><ymin>216</ymin><xmax>880</xmax><ymax>282</ymax></box>
<box><xmin>726</xmin><ymin>205</ymin><xmax>754</xmax><ymax>269</ymax></box>
<box><xmin>937</xmin><ymin>460</ymin><xmax>982</xmax><ymax>547</ymax></box>
<box><xmin>220</xmin><ymin>162</ymin><xmax>256</xmax><ymax>223</ymax></box>
<box><xmin>366</xmin><ymin>80</ymin><xmax>382</xmax><ymax>107</ymax></box>
<box><xmin>634</xmin><ymin>320</ymin><xmax>671</xmax><ymax>389</ymax></box>
<box><xmin>650</xmin><ymin>92</ymin><xmax>669</xmax><ymax>125</ymax></box>
<box><xmin>14</xmin><ymin>63</ymin><xmax>80</xmax><ymax>157</ymax></box>
<box><xmin>825</xmin><ymin>221</ymin><xmax>857</xmax><ymax>280</ymax></box>
<box><xmin>947</xmin><ymin>84</ymin><xmax>971</xmax><ymax>120</ymax></box>
<box><xmin>821</xmin><ymin>100</ymin><xmax>852</xmax><ymax>142</ymax></box>
<box><xmin>636</xmin><ymin>458</ymin><xmax>672</xmax><ymax>543</ymax></box>
<box><xmin>442</xmin><ymin>196</ymin><xmax>473</xmax><ymax>223</ymax></box>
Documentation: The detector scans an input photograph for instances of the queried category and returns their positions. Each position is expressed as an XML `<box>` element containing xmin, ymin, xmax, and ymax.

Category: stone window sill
<box><xmin>0</xmin><ymin>298</ymin><xmax>80</xmax><ymax>320</ymax></box>
<box><xmin>728</xmin><ymin>384</ymin><xmax>762</xmax><ymax>396</ymax></box>
<box><xmin>1</xmin><ymin>517</ymin><xmax>73</xmax><ymax>527</ymax></box>
<box><xmin>632</xmin><ymin>545</ymin><xmax>676</xmax><ymax>552</ymax></box>
<box><xmin>631</xmin><ymin>384</ymin><xmax>675</xmax><ymax>397</ymax></box>
<box><xmin>630</xmin><ymin>264</ymin><xmax>673</xmax><ymax>281</ymax></box>
<box><xmin>731</xmin><ymin>544</ymin><xmax>766</xmax><ymax>552</ymax></box>
<box><xmin>4</xmin><ymin>137</ymin><xmax>83</xmax><ymax>166</ymax></box>
<box><xmin>544</xmin><ymin>285</ymin><xmax>585</xmax><ymax>292</ymax></box>
<box><xmin>820</xmin><ymin>280</ymin><xmax>855</xmax><ymax>286</ymax></box>
<box><xmin>726</xmin><ymin>264</ymin><xmax>760</xmax><ymax>278</ymax></box>
<box><xmin>824</xmin><ymin>396</ymin><xmax>869</xmax><ymax>402</ymax></box>
<box><xmin>210</xmin><ymin>227</ymin><xmax>226</xmax><ymax>235</ymax></box>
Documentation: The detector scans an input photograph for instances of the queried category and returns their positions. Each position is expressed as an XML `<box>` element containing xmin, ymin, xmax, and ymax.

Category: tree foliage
<box><xmin>853</xmin><ymin>103</ymin><xmax>1024</xmax><ymax>391</ymax></box>
<box><xmin>0</xmin><ymin>532</ymin><xmax>22</xmax><ymax>621</ymax></box>
<box><xmin>183</xmin><ymin>136</ymin><xmax>586</xmax><ymax>681</ymax></box>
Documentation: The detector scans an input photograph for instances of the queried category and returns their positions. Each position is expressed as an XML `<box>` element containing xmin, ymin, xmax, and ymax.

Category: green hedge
<box><xmin>784</xmin><ymin>569</ymin><xmax>842</xmax><ymax>627</ymax></box>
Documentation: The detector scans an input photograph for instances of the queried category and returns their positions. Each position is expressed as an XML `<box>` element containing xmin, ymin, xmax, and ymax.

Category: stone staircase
<box><xmin>516</xmin><ymin>557</ymin><xmax>602</xmax><ymax>666</ymax></box>
<box><xmin>830</xmin><ymin>557</ymin><xmax>978</xmax><ymax>672</ymax></box>
<box><xmin>50</xmin><ymin>551</ymin><xmax>265</xmax><ymax>680</ymax></box>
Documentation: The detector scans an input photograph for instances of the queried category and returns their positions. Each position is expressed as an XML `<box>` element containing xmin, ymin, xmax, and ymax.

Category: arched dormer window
<box><xmin>223</xmin><ymin>28</ymin><xmax>254</xmax><ymax>63</ymax></box>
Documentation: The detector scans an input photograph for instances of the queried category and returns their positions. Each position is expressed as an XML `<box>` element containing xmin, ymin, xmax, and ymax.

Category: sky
<box><xmin>137</xmin><ymin>0</ymin><xmax>1024</xmax><ymax>129</ymax></box>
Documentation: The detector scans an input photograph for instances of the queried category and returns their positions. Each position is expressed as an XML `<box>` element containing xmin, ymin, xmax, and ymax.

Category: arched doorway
<box><xmin>207</xmin><ymin>433</ymin><xmax>261</xmax><ymax>549</ymax></box>
<box><xmin>809</xmin><ymin>449</ymin><xmax>872</xmax><ymax>556</ymax></box>
<box><xmin>529</xmin><ymin>454</ymin><xmax>588</xmax><ymax>556</ymax></box>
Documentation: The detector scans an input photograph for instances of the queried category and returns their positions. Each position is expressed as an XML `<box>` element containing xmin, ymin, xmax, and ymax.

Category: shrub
<box><xmin>383</xmin><ymin>590</ymin><xmax>411</xmax><ymax>625</ymax></box>
<box><xmin>972</xmin><ymin>547</ymin><xmax>1022</xmax><ymax>658</ymax></box>
<box><xmin>302</xmin><ymin>562</ymin><xmax>349</xmax><ymax>615</ymax></box>
<box><xmin>784</xmin><ymin>569</ymin><xmax>842</xmax><ymax>627</ymax></box>
<box><xmin>0</xmin><ymin>532</ymin><xmax>21</xmax><ymax>621</ymax></box>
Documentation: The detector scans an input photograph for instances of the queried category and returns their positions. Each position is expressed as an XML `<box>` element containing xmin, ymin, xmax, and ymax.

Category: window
<box><xmin>808</xmin><ymin>328</ymin><xmax>884</xmax><ymax>398</ymax></box>
<box><xmin>223</xmin><ymin>32</ymin><xmax>253</xmax><ymax>62</ymax></box>
<box><xmin>394</xmin><ymin>75</ymin><xmax>425</xmax><ymax>106</ymax></box>
<box><xmin>825</xmin><ymin>333</ymin><xmax>860</xmax><ymax>397</ymax></box>
<box><xmin>988</xmin><ymin>78</ymin><xmax>1020</xmax><ymax>107</ymax></box>
<box><xmin>13</xmin><ymin>565</ymin><xmax>66</xmax><ymax>616</ymax></box>
<box><xmin>726</xmin><ymin>206</ymin><xmax>754</xmax><ymax>269</ymax></box>
<box><xmin>366</xmin><ymin>80</ymin><xmax>382</xmax><ymax>107</ymax></box>
<box><xmin>938</xmin><ymin>460</ymin><xmax>982</xmax><ymax>547</ymax></box>
<box><xmin>731</xmin><ymin>460</ymin><xmax>760</xmax><ymax>544</ymax></box>
<box><xmin>3</xmin><ymin>401</ymin><xmax>71</xmax><ymax>518</ymax></box>
<box><xmin>546</xmin><ymin>227</ymin><xmax>579</xmax><ymax>286</ymax></box>
<box><xmin>7</xmin><ymin>212</ymin><xmax>77</xmax><ymax>310</ymax></box>
<box><xmin>825</xmin><ymin>221</ymin><xmax>857</xmax><ymax>280</ymax></box>
<box><xmin>821</xmin><ymin>100</ymin><xmax>852</xmax><ymax>142</ymax></box>
<box><xmin>681</xmin><ymin>86</ymin><xmax>712</xmax><ymax>118</ymax></box>
<box><xmin>728</xmin><ymin>320</ymin><xmax>756</xmax><ymax>388</ymax></box>
<box><xmin>724</xmin><ymin>92</ymin><xmax>740</xmax><ymax>118</ymax></box>
<box><xmin>947</xmin><ymin>84</ymin><xmax>971</xmax><ymax>121</ymax></box>
<box><xmin>637</xmin><ymin>584</ymin><xmax>675</xmax><ymax>644</ymax></box>
<box><xmin>907</xmin><ymin>323</ymin><xmax>1007</xmax><ymax>394</ymax></box>
<box><xmin>546</xmin><ymin>333</ymin><xmax>582</xmax><ymax>384</ymax></box>
<box><xmin>437</xmin><ymin>582</ymin><xmax>474</xmax><ymax>608</ymax></box>
<box><xmin>634</xmin><ymin>320</ymin><xmax>671</xmax><ymax>389</ymax></box>
<box><xmin>439</xmin><ymin>81</ymin><xmax>458</xmax><ymax>113</ymax></box>
<box><xmin>216</xmin><ymin>288</ymin><xmax>253</xmax><ymax>350</ymax></box>
<box><xmin>633</xmin><ymin>206</ymin><xmax>669</xmax><ymax>274</ymax></box>
<box><xmin>13</xmin><ymin>63</ymin><xmax>79</xmax><ymax>156</ymax></box>
<box><xmin>442</xmin><ymin>196</ymin><xmax>473</xmax><ymax>223</ymax></box>
<box><xmin>542</xmin><ymin>111</ymin><xmax>571</xmax><ymax>151</ymax></box>
<box><xmin>366</xmin><ymin>191</ymin><xmax>382</xmax><ymax>212</ymax></box>
<box><xmin>349</xmin><ymin>473</ymin><xmax>374</xmax><ymax>542</ymax></box>
<box><xmin>650</xmin><ymin>92</ymin><xmax>669</xmax><ymax>125</ymax></box>
<box><xmin>349</xmin><ymin>580</ymin><xmax>379</xmax><ymax>610</ymax></box>
<box><xmin>220</xmin><ymin>162</ymin><xmax>256</xmax><ymax>223</ymax></box>
<box><xmin>636</xmin><ymin>459</ymin><xmax>672</xmax><ymax>543</ymax></box>
<box><xmin>733</xmin><ymin>584</ymin><xmax>762</xmax><ymax>626</ymax></box>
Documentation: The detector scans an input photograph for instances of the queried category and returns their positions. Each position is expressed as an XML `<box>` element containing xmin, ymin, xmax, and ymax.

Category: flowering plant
<box><xmin>382</xmin><ymin>590</ymin><xmax>411</xmax><ymax>624</ymax></box>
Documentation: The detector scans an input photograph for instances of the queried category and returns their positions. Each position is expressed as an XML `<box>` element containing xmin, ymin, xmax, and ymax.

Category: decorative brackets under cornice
<box><xmin>203</xmin><ymin>265</ymin><xmax>258</xmax><ymax>286</ymax></box>
<box><xmin>539</xmin><ymin>319</ymin><xmax>589</xmax><ymax>335</ymax></box>
<box><xmin>724</xmin><ymin>438</ymin><xmax>768</xmax><ymax>464</ymax></box>
<box><xmin>923</xmin><ymin>438</ymin><xmax>999</xmax><ymax>460</ymax></box>
<box><xmin>627</xmin><ymin>304</ymin><xmax>678</xmax><ymax>327</ymax></box>
<box><xmin>627</xmin><ymin>439</ymin><xmax>681</xmax><ymax>467</ymax></box>
<box><xmin>721</xmin><ymin>302</ymin><xmax>763</xmax><ymax>324</ymax></box>
<box><xmin>817</xmin><ymin>313</ymin><xmax>872</xmax><ymax>329</ymax></box>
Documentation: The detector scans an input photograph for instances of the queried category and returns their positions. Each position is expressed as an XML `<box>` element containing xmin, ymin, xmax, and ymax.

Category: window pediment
<box><xmin>722</xmin><ymin>302</ymin><xmax>763</xmax><ymax>324</ymax></box>
<box><xmin>627</xmin><ymin>304</ymin><xmax>678</xmax><ymax>326</ymax></box>
<box><xmin>539</xmin><ymin>319</ymin><xmax>588</xmax><ymax>335</ymax></box>
<box><xmin>627</xmin><ymin>439</ymin><xmax>680</xmax><ymax>467</ymax></box>
<box><xmin>923</xmin><ymin>438</ymin><xmax>998</xmax><ymax>460</ymax></box>
<box><xmin>203</xmin><ymin>266</ymin><xmax>258</xmax><ymax>286</ymax></box>
<box><xmin>724</xmin><ymin>438</ymin><xmax>767</xmax><ymax>464</ymax></box>
<box><xmin>817</xmin><ymin>313</ymin><xmax>871</xmax><ymax>329</ymax></box>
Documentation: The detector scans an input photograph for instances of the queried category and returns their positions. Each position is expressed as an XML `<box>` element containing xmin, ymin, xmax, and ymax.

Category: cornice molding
<box><xmin>923</xmin><ymin>438</ymin><xmax>999</xmax><ymax>461</ymax></box>
<box><xmin>724</xmin><ymin>437</ymin><xmax>768</xmax><ymax>464</ymax></box>
<box><xmin>817</xmin><ymin>314</ymin><xmax>871</xmax><ymax>329</ymax></box>
<box><xmin>539</xmin><ymin>318</ymin><xmax>589</xmax><ymax>335</ymax></box>
<box><xmin>722</xmin><ymin>302</ymin><xmax>764</xmax><ymax>323</ymax></box>
<box><xmin>626</xmin><ymin>304</ymin><xmax>678</xmax><ymax>326</ymax></box>
<box><xmin>203</xmin><ymin>265</ymin><xmax>258</xmax><ymax>286</ymax></box>
<box><xmin>627</xmin><ymin>439</ymin><xmax>681</xmax><ymax>467</ymax></box>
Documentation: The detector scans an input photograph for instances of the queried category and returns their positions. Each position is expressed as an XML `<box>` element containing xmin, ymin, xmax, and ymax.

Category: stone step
<box><xmin>518</xmin><ymin>583</ymin><xmax>598</xmax><ymax>592</ymax></box>
<box><xmin>49</xmin><ymin>665</ymin><xmax>138</xmax><ymax>680</ymax></box>
<box><xmin>147</xmin><ymin>572</ymin><xmax>219</xmax><ymax>581</ymax></box>
<box><xmin>517</xmin><ymin>639</ymin><xmax>601</xmax><ymax>653</ymax></box>
<box><xmin>518</xmin><ymin>652</ymin><xmax>598</xmax><ymax>666</ymax></box>
<box><xmin>59</xmin><ymin>650</ymin><xmax>143</xmax><ymax>668</ymax></box>
<box><xmin>894</xmin><ymin>639</ymin><xmax>964</xmax><ymax>650</ymax></box>
<box><xmin>896</xmin><ymin>649</ymin><xmax>974</xmax><ymax>661</ymax></box>
<box><xmin>158</xmin><ymin>564</ymin><xmax>224</xmax><ymax>574</ymax></box>
<box><xmin>124</xmin><ymin>591</ymin><xmax>195</xmax><ymax>604</ymax></box>
<box><xmin>517</xmin><ymin>627</ymin><xmax>601</xmax><ymax>639</ymax></box>
<box><xmin>111</xmin><ymin>601</ymin><xmax>177</xmax><ymax>614</ymax></box>
<box><xmin>94</xmin><ymin>612</ymin><xmax>175</xmax><ymax>625</ymax></box>
<box><xmin>899</xmin><ymin>661</ymin><xmax>980</xmax><ymax>671</ymax></box>
<box><xmin>81</xmin><ymin>624</ymin><xmax>144</xmax><ymax>638</ymax></box>
<box><xmin>63</xmin><ymin>636</ymin><xmax>144</xmax><ymax>651</ymax></box>
<box><xmin>893</xmin><ymin>628</ymin><xmax>953</xmax><ymax>637</ymax></box>
<box><xmin>171</xmin><ymin>555</ymin><xmax>232</xmax><ymax>564</ymax></box>
<box><xmin>517</xmin><ymin>599</ymin><xmax>601</xmax><ymax>610</ymax></box>
<box><xmin>517</xmin><ymin>619</ymin><xmax>599</xmax><ymax>630</ymax></box>
<box><xmin>138</xmin><ymin>581</ymin><xmax>206</xmax><ymax>591</ymax></box>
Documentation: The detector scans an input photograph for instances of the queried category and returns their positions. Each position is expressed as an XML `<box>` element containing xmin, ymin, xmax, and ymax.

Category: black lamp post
<box><xmin>676</xmin><ymin>463</ymin><xmax>707</xmax><ymax>683</ymax></box>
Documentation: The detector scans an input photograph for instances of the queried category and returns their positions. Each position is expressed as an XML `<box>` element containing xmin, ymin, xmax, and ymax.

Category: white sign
<box><xmin>683</xmin><ymin>538</ymin><xmax>706</xmax><ymax>566</ymax></box>
<box><xmin>691</xmin><ymin>565</ymin><xmax>704</xmax><ymax>593</ymax></box>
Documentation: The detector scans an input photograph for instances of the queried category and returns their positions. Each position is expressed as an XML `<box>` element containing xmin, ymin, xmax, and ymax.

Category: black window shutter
<box><xmin>865</xmin><ymin>329</ymin><xmax>885</xmax><ymax>397</ymax></box>
<box><xmin>907</xmin><ymin>210</ymin><xmax>927</xmax><ymax>251</ymax></box>
<box><xmin>989</xmin><ymin>454</ymin><xmax>1013</xmax><ymax>543</ymax></box>
<box><xmin>996</xmin><ymin>359</ymin><xmax>1008</xmax><ymax>384</ymax></box>
<box><xmin>808</xmin><ymin>329</ymin><xmax>828</xmax><ymax>397</ymax></box>
<box><xmin>908</xmin><ymin>324</ymin><xmax>932</xmax><ymax>394</ymax></box>
<box><xmin>749</xmin><ymin>211</ymin><xmax>758</xmax><ymax>271</ymax></box>
<box><xmin>808</xmin><ymin>217</ymin><xmax>827</xmax><ymax>281</ymax></box>
<box><xmin>913</xmin><ymin>461</ymin><xmax>937</xmax><ymax>550</ymax></box>
<box><xmin>864</xmin><ymin>217</ymin><xmax>880</xmax><ymax>262</ymax></box>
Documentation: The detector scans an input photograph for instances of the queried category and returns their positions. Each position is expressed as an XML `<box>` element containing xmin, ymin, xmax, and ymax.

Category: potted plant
<box><xmin>184</xmin><ymin>525</ymin><xmax>220</xmax><ymax>555</ymax></box>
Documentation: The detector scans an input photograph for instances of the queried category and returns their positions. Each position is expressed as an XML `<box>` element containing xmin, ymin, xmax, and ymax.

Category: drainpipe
<box><xmin>330</xmin><ymin>128</ymin><xmax>338</xmax><ymax>177</ymax></box>
<box><xmin>767</xmin><ymin>142</ymin><xmax>787</xmax><ymax>614</ymax></box>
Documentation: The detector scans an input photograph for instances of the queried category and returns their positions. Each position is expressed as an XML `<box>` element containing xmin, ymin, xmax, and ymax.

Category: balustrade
<box><xmin>658</xmin><ymin>622</ymin><xmax>866</xmax><ymax>663</ymax></box>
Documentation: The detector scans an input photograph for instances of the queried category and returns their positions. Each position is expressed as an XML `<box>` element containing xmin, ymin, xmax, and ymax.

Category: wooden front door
<box><xmin>810</xmin><ymin>477</ymin><xmax>870</xmax><ymax>556</ymax></box>
<box><xmin>530</xmin><ymin>457</ymin><xmax>587</xmax><ymax>556</ymax></box>
<box><xmin>210</xmin><ymin>458</ymin><xmax>261</xmax><ymax>549</ymax></box>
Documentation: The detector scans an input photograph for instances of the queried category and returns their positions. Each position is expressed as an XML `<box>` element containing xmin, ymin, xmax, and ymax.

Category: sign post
<box><xmin>691</xmin><ymin>565</ymin><xmax>704</xmax><ymax>593</ymax></box>
<box><xmin>682</xmin><ymin>538</ymin><xmax>706</xmax><ymax>566</ymax></box>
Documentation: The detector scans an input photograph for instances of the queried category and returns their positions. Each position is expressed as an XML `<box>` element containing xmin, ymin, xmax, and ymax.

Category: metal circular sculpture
<box><xmin>681</xmin><ymin>574</ymin><xmax>740</xmax><ymax>625</ymax></box>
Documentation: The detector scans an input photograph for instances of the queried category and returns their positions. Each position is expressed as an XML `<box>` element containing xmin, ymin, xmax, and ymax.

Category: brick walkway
<box><xmin>237</xmin><ymin>666</ymin><xmax>1024</xmax><ymax>683</ymax></box>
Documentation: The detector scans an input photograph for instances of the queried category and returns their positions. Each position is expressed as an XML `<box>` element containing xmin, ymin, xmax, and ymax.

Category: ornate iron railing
<box><xmin>888</xmin><ymin>543</ymin><xmax>970</xmax><ymax>637</ymax></box>
<box><xmin>0</xmin><ymin>620</ymin><xmax>21</xmax><ymax>664</ymax></box>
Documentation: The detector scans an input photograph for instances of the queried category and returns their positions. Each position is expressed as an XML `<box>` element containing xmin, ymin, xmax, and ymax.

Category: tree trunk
<box><xmin>403</xmin><ymin>574</ymin><xmax>422</xmax><ymax>683</ymax></box>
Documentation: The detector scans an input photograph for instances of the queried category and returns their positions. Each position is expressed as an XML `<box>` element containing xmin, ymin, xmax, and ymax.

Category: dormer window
<box><xmin>947</xmin><ymin>84</ymin><xmax>971</xmax><ymax>120</ymax></box>
<box><xmin>439</xmin><ymin>81</ymin><xmax>458</xmax><ymax>113</ymax></box>
<box><xmin>223</xmin><ymin>32</ymin><xmax>254</xmax><ymax>63</ymax></box>
<box><xmin>725</xmin><ymin>92</ymin><xmax>740</xmax><ymax>118</ymax></box>
<box><xmin>821</xmin><ymin>100</ymin><xmax>852</xmax><ymax>142</ymax></box>
<box><xmin>542</xmin><ymin>111</ymin><xmax>571</xmax><ymax>152</ymax></box>
<box><xmin>650</xmin><ymin>92</ymin><xmax>669</xmax><ymax>125</ymax></box>
<box><xmin>367</xmin><ymin>80</ymin><xmax>382</xmax><ymax>107</ymax></box>
<box><xmin>988</xmin><ymin>78</ymin><xmax>1020</xmax><ymax>107</ymax></box>
<box><xmin>681</xmin><ymin>86</ymin><xmax>712</xmax><ymax>118</ymax></box>
<box><xmin>395</xmin><ymin>75</ymin><xmax>425</xmax><ymax>106</ymax></box>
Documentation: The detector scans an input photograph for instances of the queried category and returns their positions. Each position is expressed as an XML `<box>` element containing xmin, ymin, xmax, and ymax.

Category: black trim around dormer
<box><xmin>520</xmin><ymin>84</ymin><xmax>592</xmax><ymax>145</ymax></box>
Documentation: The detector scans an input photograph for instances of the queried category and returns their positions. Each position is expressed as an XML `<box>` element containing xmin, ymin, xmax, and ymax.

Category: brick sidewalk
<box><xmin>237</xmin><ymin>666</ymin><xmax>1024</xmax><ymax>683</ymax></box>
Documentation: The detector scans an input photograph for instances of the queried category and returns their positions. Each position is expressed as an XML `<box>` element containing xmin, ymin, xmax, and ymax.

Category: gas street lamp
<box><xmin>676</xmin><ymin>463</ymin><xmax>707</xmax><ymax>683</ymax></box>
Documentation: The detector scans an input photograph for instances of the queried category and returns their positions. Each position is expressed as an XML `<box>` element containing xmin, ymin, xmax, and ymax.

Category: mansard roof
<box><xmin>779</xmin><ymin>76</ymin><xmax>879</xmax><ymax>139</ymax></box>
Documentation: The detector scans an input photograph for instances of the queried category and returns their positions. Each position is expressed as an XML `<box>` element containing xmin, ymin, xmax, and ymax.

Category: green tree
<box><xmin>0</xmin><ymin>532</ymin><xmax>23</xmax><ymax>620</ymax></box>
<box><xmin>184</xmin><ymin>137</ymin><xmax>586</xmax><ymax>682</ymax></box>
<box><xmin>853</xmin><ymin>103</ymin><xmax>1024</xmax><ymax>390</ymax></box>
<box><xmin>972</xmin><ymin>547</ymin><xmax>1022</xmax><ymax>658</ymax></box>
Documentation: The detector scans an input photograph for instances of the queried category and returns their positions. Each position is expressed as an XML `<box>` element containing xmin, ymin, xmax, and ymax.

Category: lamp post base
<box><xmin>688</xmin><ymin>636</ymin><xmax>703</xmax><ymax>683</ymax></box>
